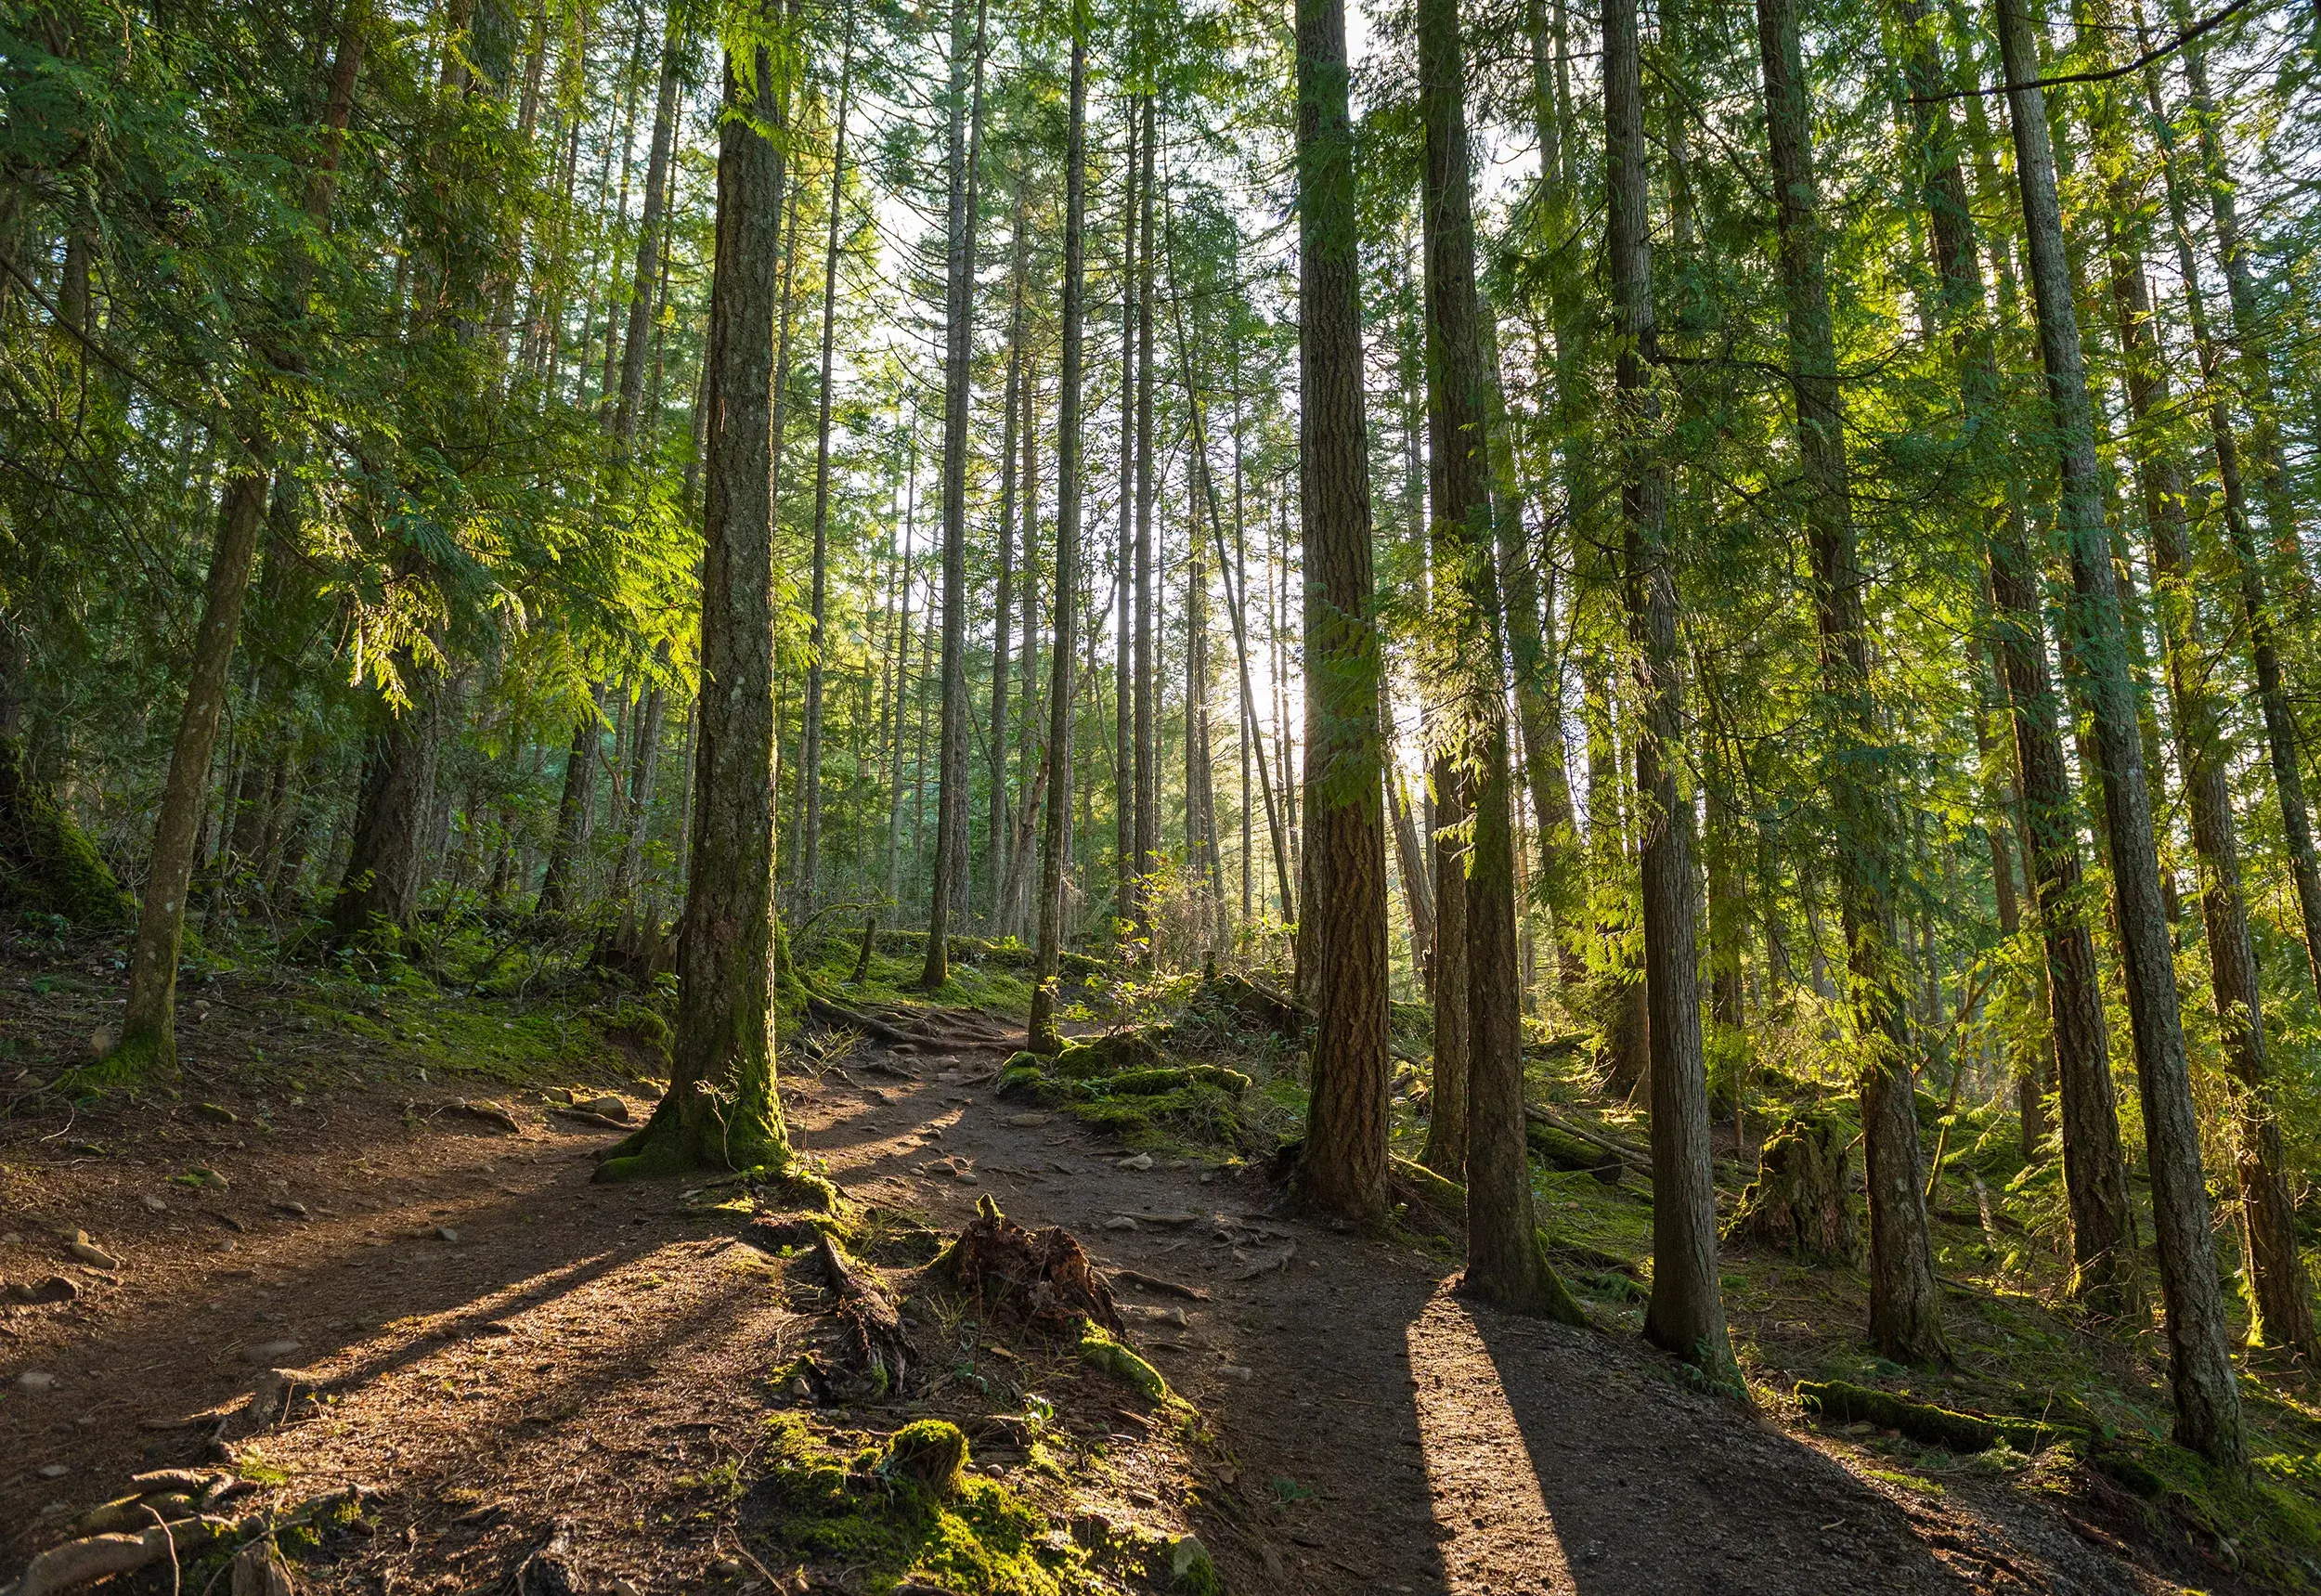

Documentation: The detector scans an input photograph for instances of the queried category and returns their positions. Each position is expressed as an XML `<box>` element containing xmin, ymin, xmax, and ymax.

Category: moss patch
<box><xmin>748</xmin><ymin>1414</ymin><xmax>1107</xmax><ymax>1595</ymax></box>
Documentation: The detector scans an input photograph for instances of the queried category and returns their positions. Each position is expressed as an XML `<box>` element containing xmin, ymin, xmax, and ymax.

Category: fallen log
<box><xmin>1111</xmin><ymin>1268</ymin><xmax>1210</xmax><ymax>1302</ymax></box>
<box><xmin>1522</xmin><ymin>1104</ymin><xmax>1650</xmax><ymax>1171</ymax></box>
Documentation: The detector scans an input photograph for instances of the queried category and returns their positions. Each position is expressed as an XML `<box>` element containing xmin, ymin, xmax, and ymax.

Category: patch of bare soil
<box><xmin>0</xmin><ymin>969</ymin><xmax>2249</xmax><ymax>1596</ymax></box>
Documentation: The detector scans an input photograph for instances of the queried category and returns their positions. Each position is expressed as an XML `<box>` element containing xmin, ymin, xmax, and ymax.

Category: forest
<box><xmin>6</xmin><ymin>0</ymin><xmax>2321</xmax><ymax>1587</ymax></box>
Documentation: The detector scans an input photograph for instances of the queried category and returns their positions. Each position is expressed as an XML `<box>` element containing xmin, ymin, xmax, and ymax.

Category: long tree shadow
<box><xmin>1457</xmin><ymin>1295</ymin><xmax>1978</xmax><ymax>1595</ymax></box>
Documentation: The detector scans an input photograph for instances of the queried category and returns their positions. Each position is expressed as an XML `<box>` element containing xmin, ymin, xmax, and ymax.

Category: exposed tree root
<box><xmin>812</xmin><ymin>1229</ymin><xmax>910</xmax><ymax>1394</ymax></box>
<box><xmin>934</xmin><ymin>1195</ymin><xmax>1123</xmax><ymax>1334</ymax></box>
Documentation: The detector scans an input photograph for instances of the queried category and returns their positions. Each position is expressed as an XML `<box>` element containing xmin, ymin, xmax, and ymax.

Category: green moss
<box><xmin>750</xmin><ymin>1413</ymin><xmax>1106</xmax><ymax>1595</ymax></box>
<box><xmin>1795</xmin><ymin>1380</ymin><xmax>2075</xmax><ymax>1454</ymax></box>
<box><xmin>0</xmin><ymin>737</ymin><xmax>134</xmax><ymax>925</ymax></box>
<box><xmin>882</xmin><ymin>1420</ymin><xmax>970</xmax><ymax>1497</ymax></box>
<box><xmin>1077</xmin><ymin>1318</ymin><xmax>1169</xmax><ymax>1402</ymax></box>
<box><xmin>1107</xmin><ymin>1064</ymin><xmax>1251</xmax><ymax>1096</ymax></box>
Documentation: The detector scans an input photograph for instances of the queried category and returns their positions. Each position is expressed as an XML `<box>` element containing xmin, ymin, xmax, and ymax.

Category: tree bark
<box><xmin>1604</xmin><ymin>0</ymin><xmax>1727</xmax><ymax>1364</ymax></box>
<box><xmin>1294</xmin><ymin>0</ymin><xmax>1392</xmax><ymax>1229</ymax></box>
<box><xmin>1757</xmin><ymin>0</ymin><xmax>1943</xmax><ymax>1363</ymax></box>
<box><xmin>798</xmin><ymin>23</ymin><xmax>853</xmax><ymax>918</ymax></box>
<box><xmin>922</xmin><ymin>0</ymin><xmax>989</xmax><ymax>989</ymax></box>
<box><xmin>600</xmin><ymin>22</ymin><xmax>792</xmax><ymax>1180</ymax></box>
<box><xmin>1895</xmin><ymin>0</ymin><xmax>2137</xmax><ymax>1312</ymax></box>
<box><xmin>1997</xmin><ymin>0</ymin><xmax>2243</xmax><ymax>1467</ymax></box>
<box><xmin>613</xmin><ymin>2</ymin><xmax>682</xmax><ymax>450</ymax></box>
<box><xmin>989</xmin><ymin>189</ymin><xmax>1027</xmax><ymax>928</ymax></box>
<box><xmin>1131</xmin><ymin>93</ymin><xmax>1159</xmax><ymax>962</ymax></box>
<box><xmin>1027</xmin><ymin>30</ymin><xmax>1087</xmax><ymax>1055</ymax></box>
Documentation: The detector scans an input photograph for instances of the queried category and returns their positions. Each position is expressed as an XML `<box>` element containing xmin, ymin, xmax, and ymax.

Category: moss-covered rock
<box><xmin>1107</xmin><ymin>1064</ymin><xmax>1251</xmax><ymax>1096</ymax></box>
<box><xmin>0</xmin><ymin>736</ymin><xmax>133</xmax><ymax>925</ymax></box>
<box><xmin>881</xmin><ymin>1419</ymin><xmax>970</xmax><ymax>1496</ymax></box>
<box><xmin>1053</xmin><ymin>1029</ymin><xmax>1171</xmax><ymax>1079</ymax></box>
<box><xmin>750</xmin><ymin>1413</ymin><xmax>1109</xmax><ymax>1593</ymax></box>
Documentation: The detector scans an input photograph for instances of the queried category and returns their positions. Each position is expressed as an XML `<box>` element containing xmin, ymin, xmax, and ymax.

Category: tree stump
<box><xmin>939</xmin><ymin>1196</ymin><xmax>1122</xmax><ymax>1333</ymax></box>
<box><xmin>1728</xmin><ymin>1114</ymin><xmax>1860</xmax><ymax>1265</ymax></box>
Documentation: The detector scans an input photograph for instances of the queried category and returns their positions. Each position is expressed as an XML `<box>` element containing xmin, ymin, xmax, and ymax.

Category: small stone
<box><xmin>951</xmin><ymin>1166</ymin><xmax>979</xmax><ymax>1185</ymax></box>
<box><xmin>194</xmin><ymin>1103</ymin><xmax>240</xmax><ymax>1125</ymax></box>
<box><xmin>711</xmin><ymin>1558</ymin><xmax>744</xmax><ymax>1577</ymax></box>
<box><xmin>613</xmin><ymin>1580</ymin><xmax>642</xmax><ymax>1596</ymax></box>
<box><xmin>581</xmin><ymin>1096</ymin><xmax>631</xmax><ymax>1122</ymax></box>
<box><xmin>67</xmin><ymin>1239</ymin><xmax>119</xmax><ymax>1269</ymax></box>
<box><xmin>17</xmin><ymin>1370</ymin><xmax>58</xmax><ymax>1391</ymax></box>
<box><xmin>141</xmin><ymin>1194</ymin><xmax>167</xmax><ymax>1213</ymax></box>
<box><xmin>35</xmin><ymin>1463</ymin><xmax>68</xmax><ymax>1479</ymax></box>
<box><xmin>245</xmin><ymin>1339</ymin><xmax>303</xmax><ymax>1363</ymax></box>
<box><xmin>1117</xmin><ymin>1153</ymin><xmax>1154</xmax><ymax>1172</ymax></box>
<box><xmin>1217</xmin><ymin>1364</ymin><xmax>1253</xmax><ymax>1381</ymax></box>
<box><xmin>275</xmin><ymin>1201</ymin><xmax>310</xmax><ymax>1219</ymax></box>
<box><xmin>1005</xmin><ymin>1113</ymin><xmax>1051</xmax><ymax>1128</ymax></box>
<box><xmin>435</xmin><ymin>1227</ymin><xmax>460</xmax><ymax>1243</ymax></box>
<box><xmin>1104</xmin><ymin>1217</ymin><xmax>1138</xmax><ymax>1232</ymax></box>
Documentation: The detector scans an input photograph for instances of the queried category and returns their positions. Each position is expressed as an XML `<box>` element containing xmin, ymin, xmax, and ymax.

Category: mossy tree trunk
<box><xmin>1894</xmin><ymin>0</ymin><xmax>2137</xmax><ymax>1313</ymax></box>
<box><xmin>600</xmin><ymin>23</ymin><xmax>793</xmax><ymax>1182</ymax></box>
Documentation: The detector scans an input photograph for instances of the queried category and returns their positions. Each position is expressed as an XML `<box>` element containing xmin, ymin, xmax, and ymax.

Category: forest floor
<box><xmin>2</xmin><ymin>925</ymin><xmax>2317</xmax><ymax>1594</ymax></box>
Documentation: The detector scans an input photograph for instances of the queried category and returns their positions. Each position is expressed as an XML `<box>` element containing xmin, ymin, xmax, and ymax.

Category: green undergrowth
<box><xmin>800</xmin><ymin>935</ymin><xmax>1039</xmax><ymax>1019</ymax></box>
<box><xmin>746</xmin><ymin>1412</ymin><xmax>1205</xmax><ymax>1595</ymax></box>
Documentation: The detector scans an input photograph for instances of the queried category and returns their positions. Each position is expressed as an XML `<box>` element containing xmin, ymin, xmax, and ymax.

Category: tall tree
<box><xmin>1293</xmin><ymin>0</ymin><xmax>1393</xmax><ymax>1226</ymax></box>
<box><xmin>600</xmin><ymin>12</ymin><xmax>792</xmax><ymax>1181</ymax></box>
<box><xmin>1757</xmin><ymin>0</ymin><xmax>1944</xmax><ymax>1362</ymax></box>
<box><xmin>1027</xmin><ymin>27</ymin><xmax>1088</xmax><ymax>1057</ymax></box>
<box><xmin>1995</xmin><ymin>0</ymin><xmax>2243</xmax><ymax>1468</ymax></box>
<box><xmin>1602</xmin><ymin>0</ymin><xmax>1725</xmax><ymax>1363</ymax></box>
<box><xmin>797</xmin><ymin>19</ymin><xmax>853</xmax><ymax>915</ymax></box>
<box><xmin>921</xmin><ymin>0</ymin><xmax>990</xmax><ymax>988</ymax></box>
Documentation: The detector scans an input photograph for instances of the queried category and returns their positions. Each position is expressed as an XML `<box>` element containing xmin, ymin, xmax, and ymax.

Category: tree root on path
<box><xmin>812</xmin><ymin>1229</ymin><xmax>911</xmax><ymax>1394</ymax></box>
<box><xmin>935</xmin><ymin>1196</ymin><xmax>1124</xmax><ymax>1334</ymax></box>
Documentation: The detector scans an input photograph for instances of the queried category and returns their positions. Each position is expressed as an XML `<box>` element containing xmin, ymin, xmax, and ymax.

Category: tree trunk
<box><xmin>1997</xmin><ymin>0</ymin><xmax>2243</xmax><ymax>1468</ymax></box>
<box><xmin>600</xmin><ymin>21</ymin><xmax>792</xmax><ymax>1181</ymax></box>
<box><xmin>1131</xmin><ymin>93</ymin><xmax>1159</xmax><ymax>962</ymax></box>
<box><xmin>1027</xmin><ymin>29</ymin><xmax>1087</xmax><ymax>1055</ymax></box>
<box><xmin>613</xmin><ymin>3</ymin><xmax>682</xmax><ymax>450</ymax></box>
<box><xmin>1293</xmin><ymin>0</ymin><xmax>1392</xmax><ymax>1228</ymax></box>
<box><xmin>112</xmin><ymin>5</ymin><xmax>369</xmax><ymax>1073</ymax></box>
<box><xmin>2145</xmin><ymin>23</ymin><xmax>2321</xmax><ymax>1001</ymax></box>
<box><xmin>1896</xmin><ymin>0</ymin><xmax>2137</xmax><ymax>1313</ymax></box>
<box><xmin>330</xmin><ymin>667</ymin><xmax>444</xmax><ymax>943</ymax></box>
<box><xmin>2094</xmin><ymin>14</ymin><xmax>2316</xmax><ymax>1364</ymax></box>
<box><xmin>1114</xmin><ymin>96</ymin><xmax>1139</xmax><ymax>946</ymax></box>
<box><xmin>537</xmin><ymin>686</ymin><xmax>603</xmax><ymax>914</ymax></box>
<box><xmin>798</xmin><ymin>22</ymin><xmax>853</xmax><ymax>919</ymax></box>
<box><xmin>1757</xmin><ymin>0</ymin><xmax>1943</xmax><ymax>1363</ymax></box>
<box><xmin>922</xmin><ymin>0</ymin><xmax>988</xmax><ymax>989</ymax></box>
<box><xmin>1604</xmin><ymin>0</ymin><xmax>1727</xmax><ymax>1364</ymax></box>
<box><xmin>989</xmin><ymin>189</ymin><xmax>1026</xmax><ymax>928</ymax></box>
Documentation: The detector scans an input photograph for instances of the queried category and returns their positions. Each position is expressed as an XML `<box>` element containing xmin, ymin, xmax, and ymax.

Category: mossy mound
<box><xmin>1052</xmin><ymin>1028</ymin><xmax>1173</xmax><ymax>1078</ymax></box>
<box><xmin>1076</xmin><ymin>1318</ymin><xmax>1170</xmax><ymax>1402</ymax></box>
<box><xmin>749</xmin><ymin>1413</ymin><xmax>1109</xmax><ymax>1594</ymax></box>
<box><xmin>1794</xmin><ymin>1379</ymin><xmax>2074</xmax><ymax>1454</ymax></box>
<box><xmin>0</xmin><ymin>737</ymin><xmax>133</xmax><ymax>925</ymax></box>
<box><xmin>881</xmin><ymin>1419</ymin><xmax>970</xmax><ymax>1496</ymax></box>
<box><xmin>1001</xmin><ymin>1033</ymin><xmax>1253</xmax><ymax>1154</ymax></box>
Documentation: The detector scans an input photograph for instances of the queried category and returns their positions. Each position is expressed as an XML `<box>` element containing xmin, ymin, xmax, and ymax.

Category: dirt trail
<box><xmin>1</xmin><ymin>1004</ymin><xmax>2196</xmax><ymax>1595</ymax></box>
<box><xmin>808</xmin><ymin>1032</ymin><xmax>2179</xmax><ymax>1596</ymax></box>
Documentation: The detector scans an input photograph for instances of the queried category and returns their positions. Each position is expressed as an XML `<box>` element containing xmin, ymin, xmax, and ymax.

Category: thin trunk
<box><xmin>1131</xmin><ymin>93</ymin><xmax>1159</xmax><ymax>959</ymax></box>
<box><xmin>1115</xmin><ymin>98</ymin><xmax>1140</xmax><ymax>944</ymax></box>
<box><xmin>922</xmin><ymin>0</ymin><xmax>989</xmax><ymax>988</ymax></box>
<box><xmin>1605</xmin><ymin>0</ymin><xmax>1727</xmax><ymax>1365</ymax></box>
<box><xmin>1757</xmin><ymin>0</ymin><xmax>1943</xmax><ymax>1362</ymax></box>
<box><xmin>990</xmin><ymin>190</ymin><xmax>1027</xmax><ymax>926</ymax></box>
<box><xmin>1028</xmin><ymin>31</ymin><xmax>1087</xmax><ymax>1054</ymax></box>
<box><xmin>798</xmin><ymin>22</ymin><xmax>854</xmax><ymax>916</ymax></box>
<box><xmin>614</xmin><ymin>4</ymin><xmax>682</xmax><ymax>449</ymax></box>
